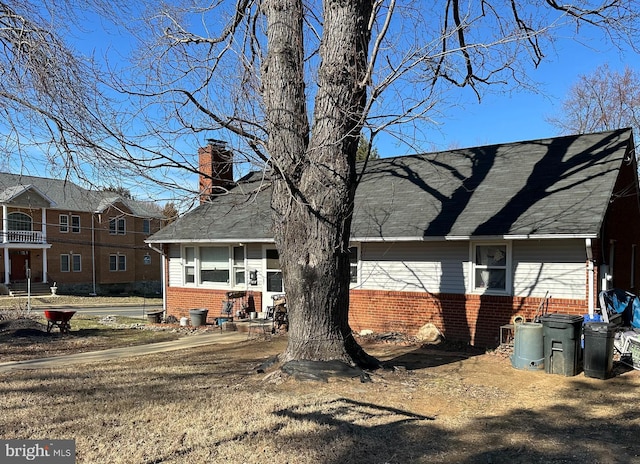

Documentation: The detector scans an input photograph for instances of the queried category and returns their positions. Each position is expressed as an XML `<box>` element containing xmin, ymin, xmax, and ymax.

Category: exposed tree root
<box><xmin>256</xmin><ymin>353</ymin><xmax>378</xmax><ymax>383</ymax></box>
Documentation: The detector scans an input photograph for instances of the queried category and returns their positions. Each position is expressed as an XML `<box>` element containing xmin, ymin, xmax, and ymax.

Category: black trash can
<box><xmin>540</xmin><ymin>314</ymin><xmax>584</xmax><ymax>376</ymax></box>
<box><xmin>583</xmin><ymin>322</ymin><xmax>615</xmax><ymax>379</ymax></box>
<box><xmin>189</xmin><ymin>308</ymin><xmax>209</xmax><ymax>327</ymax></box>
<box><xmin>146</xmin><ymin>311</ymin><xmax>162</xmax><ymax>324</ymax></box>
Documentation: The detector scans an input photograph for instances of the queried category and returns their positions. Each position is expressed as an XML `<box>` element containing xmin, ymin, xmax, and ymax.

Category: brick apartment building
<box><xmin>0</xmin><ymin>173</ymin><xmax>165</xmax><ymax>295</ymax></box>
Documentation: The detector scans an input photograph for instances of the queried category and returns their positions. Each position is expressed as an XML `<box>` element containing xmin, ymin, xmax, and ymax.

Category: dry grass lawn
<box><xmin>1</xmin><ymin>327</ymin><xmax>639</xmax><ymax>463</ymax></box>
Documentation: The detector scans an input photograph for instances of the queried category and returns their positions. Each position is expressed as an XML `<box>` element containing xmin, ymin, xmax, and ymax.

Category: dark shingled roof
<box><xmin>0</xmin><ymin>172</ymin><xmax>163</xmax><ymax>218</ymax></box>
<box><xmin>147</xmin><ymin>128</ymin><xmax>634</xmax><ymax>243</ymax></box>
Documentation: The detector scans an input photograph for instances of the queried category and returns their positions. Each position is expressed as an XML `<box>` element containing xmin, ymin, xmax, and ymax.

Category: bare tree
<box><xmin>0</xmin><ymin>1</ymin><xmax>109</xmax><ymax>181</ymax></box>
<box><xmin>3</xmin><ymin>0</ymin><xmax>640</xmax><ymax>368</ymax></box>
<box><xmin>548</xmin><ymin>64</ymin><xmax>640</xmax><ymax>135</ymax></box>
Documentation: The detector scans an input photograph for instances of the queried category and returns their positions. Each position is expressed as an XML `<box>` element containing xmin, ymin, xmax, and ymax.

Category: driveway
<box><xmin>0</xmin><ymin>330</ymin><xmax>246</xmax><ymax>372</ymax></box>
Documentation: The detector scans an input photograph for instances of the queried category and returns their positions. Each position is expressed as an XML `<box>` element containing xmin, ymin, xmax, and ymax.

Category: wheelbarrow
<box><xmin>44</xmin><ymin>310</ymin><xmax>76</xmax><ymax>334</ymax></box>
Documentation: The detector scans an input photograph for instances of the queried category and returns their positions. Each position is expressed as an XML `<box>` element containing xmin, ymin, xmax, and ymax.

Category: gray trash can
<box><xmin>189</xmin><ymin>308</ymin><xmax>209</xmax><ymax>327</ymax></box>
<box><xmin>540</xmin><ymin>314</ymin><xmax>583</xmax><ymax>376</ymax></box>
<box><xmin>583</xmin><ymin>322</ymin><xmax>615</xmax><ymax>379</ymax></box>
<box><xmin>511</xmin><ymin>322</ymin><xmax>544</xmax><ymax>370</ymax></box>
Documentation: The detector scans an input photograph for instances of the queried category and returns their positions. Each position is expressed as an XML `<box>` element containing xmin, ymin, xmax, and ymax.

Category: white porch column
<box><xmin>42</xmin><ymin>248</ymin><xmax>48</xmax><ymax>283</ymax></box>
<box><xmin>3</xmin><ymin>250</ymin><xmax>8</xmax><ymax>284</ymax></box>
<box><xmin>2</xmin><ymin>204</ymin><xmax>7</xmax><ymax>243</ymax></box>
<box><xmin>41</xmin><ymin>208</ymin><xmax>47</xmax><ymax>243</ymax></box>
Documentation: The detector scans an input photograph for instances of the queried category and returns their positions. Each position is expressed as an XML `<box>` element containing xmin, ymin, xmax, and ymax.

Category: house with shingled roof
<box><xmin>146</xmin><ymin>129</ymin><xmax>640</xmax><ymax>346</ymax></box>
<box><xmin>0</xmin><ymin>173</ymin><xmax>165</xmax><ymax>296</ymax></box>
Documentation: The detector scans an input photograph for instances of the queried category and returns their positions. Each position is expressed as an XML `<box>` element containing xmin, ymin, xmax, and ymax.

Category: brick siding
<box><xmin>166</xmin><ymin>287</ymin><xmax>262</xmax><ymax>324</ymax></box>
<box><xmin>349</xmin><ymin>289</ymin><xmax>588</xmax><ymax>347</ymax></box>
<box><xmin>167</xmin><ymin>286</ymin><xmax>588</xmax><ymax>347</ymax></box>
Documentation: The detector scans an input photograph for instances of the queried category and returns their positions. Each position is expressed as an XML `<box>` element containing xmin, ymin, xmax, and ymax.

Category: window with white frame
<box><xmin>109</xmin><ymin>254</ymin><xmax>126</xmax><ymax>271</ymax></box>
<box><xmin>348</xmin><ymin>246</ymin><xmax>359</xmax><ymax>284</ymax></box>
<box><xmin>265</xmin><ymin>248</ymin><xmax>283</xmax><ymax>293</ymax></box>
<box><xmin>143</xmin><ymin>219</ymin><xmax>151</xmax><ymax>234</ymax></box>
<box><xmin>72</xmin><ymin>254</ymin><xmax>81</xmax><ymax>272</ymax></box>
<box><xmin>109</xmin><ymin>217</ymin><xmax>126</xmax><ymax>235</ymax></box>
<box><xmin>472</xmin><ymin>243</ymin><xmax>510</xmax><ymax>293</ymax></box>
<box><xmin>8</xmin><ymin>212</ymin><xmax>31</xmax><ymax>231</ymax></box>
<box><xmin>59</xmin><ymin>215</ymin><xmax>69</xmax><ymax>233</ymax></box>
<box><xmin>71</xmin><ymin>215</ymin><xmax>81</xmax><ymax>233</ymax></box>
<box><xmin>184</xmin><ymin>247</ymin><xmax>195</xmax><ymax>283</ymax></box>
<box><xmin>60</xmin><ymin>254</ymin><xmax>70</xmax><ymax>272</ymax></box>
<box><xmin>181</xmin><ymin>245</ymin><xmax>246</xmax><ymax>287</ymax></box>
<box><xmin>61</xmin><ymin>254</ymin><xmax>81</xmax><ymax>272</ymax></box>
<box><xmin>200</xmin><ymin>246</ymin><xmax>230</xmax><ymax>283</ymax></box>
<box><xmin>232</xmin><ymin>246</ymin><xmax>246</xmax><ymax>285</ymax></box>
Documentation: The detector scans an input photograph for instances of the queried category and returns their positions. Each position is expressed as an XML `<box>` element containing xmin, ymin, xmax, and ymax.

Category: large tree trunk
<box><xmin>263</xmin><ymin>0</ymin><xmax>376</xmax><ymax>367</ymax></box>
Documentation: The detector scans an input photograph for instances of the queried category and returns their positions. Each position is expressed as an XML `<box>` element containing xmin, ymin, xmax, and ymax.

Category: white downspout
<box><xmin>148</xmin><ymin>243</ymin><xmax>167</xmax><ymax>315</ymax></box>
<box><xmin>586</xmin><ymin>239</ymin><xmax>594</xmax><ymax>316</ymax></box>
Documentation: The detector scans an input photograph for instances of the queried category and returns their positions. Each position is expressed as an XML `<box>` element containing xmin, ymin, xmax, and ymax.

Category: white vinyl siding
<box><xmin>358</xmin><ymin>241</ymin><xmax>469</xmax><ymax>294</ymax></box>
<box><xmin>168</xmin><ymin>245</ymin><xmax>183</xmax><ymax>285</ymax></box>
<box><xmin>512</xmin><ymin>239</ymin><xmax>586</xmax><ymax>299</ymax></box>
<box><xmin>165</xmin><ymin>239</ymin><xmax>587</xmax><ymax>300</ymax></box>
<box><xmin>357</xmin><ymin>239</ymin><xmax>585</xmax><ymax>299</ymax></box>
<box><xmin>246</xmin><ymin>244</ymin><xmax>263</xmax><ymax>287</ymax></box>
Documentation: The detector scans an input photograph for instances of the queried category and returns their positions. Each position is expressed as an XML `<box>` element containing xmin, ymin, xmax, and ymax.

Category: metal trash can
<box><xmin>511</xmin><ymin>322</ymin><xmax>544</xmax><ymax>370</ymax></box>
<box><xmin>540</xmin><ymin>314</ymin><xmax>583</xmax><ymax>376</ymax></box>
<box><xmin>189</xmin><ymin>308</ymin><xmax>209</xmax><ymax>327</ymax></box>
<box><xmin>583</xmin><ymin>322</ymin><xmax>615</xmax><ymax>379</ymax></box>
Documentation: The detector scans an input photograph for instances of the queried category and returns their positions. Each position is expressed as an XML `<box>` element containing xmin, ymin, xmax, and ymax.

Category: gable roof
<box><xmin>0</xmin><ymin>184</ymin><xmax>56</xmax><ymax>206</ymax></box>
<box><xmin>147</xmin><ymin>128</ymin><xmax>635</xmax><ymax>244</ymax></box>
<box><xmin>0</xmin><ymin>172</ymin><xmax>163</xmax><ymax>218</ymax></box>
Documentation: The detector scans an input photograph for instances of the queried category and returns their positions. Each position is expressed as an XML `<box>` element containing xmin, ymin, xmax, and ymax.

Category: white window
<box><xmin>266</xmin><ymin>248</ymin><xmax>283</xmax><ymax>293</ymax></box>
<box><xmin>184</xmin><ymin>247</ymin><xmax>195</xmax><ymax>284</ymax></box>
<box><xmin>61</xmin><ymin>253</ymin><xmax>81</xmax><ymax>273</ymax></box>
<box><xmin>232</xmin><ymin>246</ymin><xmax>246</xmax><ymax>286</ymax></box>
<box><xmin>349</xmin><ymin>246</ymin><xmax>359</xmax><ymax>284</ymax></box>
<box><xmin>71</xmin><ymin>215</ymin><xmax>81</xmax><ymax>233</ymax></box>
<box><xmin>200</xmin><ymin>246</ymin><xmax>229</xmax><ymax>283</ymax></box>
<box><xmin>61</xmin><ymin>254</ymin><xmax>70</xmax><ymax>272</ymax></box>
<box><xmin>144</xmin><ymin>254</ymin><xmax>151</xmax><ymax>265</ymax></box>
<box><xmin>72</xmin><ymin>254</ymin><xmax>82</xmax><ymax>272</ymax></box>
<box><xmin>59</xmin><ymin>215</ymin><xmax>69</xmax><ymax>233</ymax></box>
<box><xmin>472</xmin><ymin>243</ymin><xmax>510</xmax><ymax>293</ymax></box>
<box><xmin>109</xmin><ymin>254</ymin><xmax>126</xmax><ymax>271</ymax></box>
<box><xmin>109</xmin><ymin>217</ymin><xmax>126</xmax><ymax>235</ymax></box>
<box><xmin>8</xmin><ymin>212</ymin><xmax>32</xmax><ymax>231</ymax></box>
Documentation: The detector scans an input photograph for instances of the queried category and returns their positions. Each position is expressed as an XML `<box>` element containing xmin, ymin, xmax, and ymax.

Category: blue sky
<box><xmin>376</xmin><ymin>37</ymin><xmax>635</xmax><ymax>156</ymax></box>
<box><xmin>64</xmin><ymin>4</ymin><xmax>637</xmax><ymax>163</ymax></box>
<box><xmin>10</xmin><ymin>2</ymin><xmax>638</xmax><ymax>203</ymax></box>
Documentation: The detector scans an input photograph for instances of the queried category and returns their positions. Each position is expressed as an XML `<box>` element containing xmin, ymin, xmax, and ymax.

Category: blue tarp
<box><xmin>599</xmin><ymin>288</ymin><xmax>640</xmax><ymax>329</ymax></box>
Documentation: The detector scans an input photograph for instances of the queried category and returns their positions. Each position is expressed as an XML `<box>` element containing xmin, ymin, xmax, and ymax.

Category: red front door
<box><xmin>10</xmin><ymin>251</ymin><xmax>29</xmax><ymax>281</ymax></box>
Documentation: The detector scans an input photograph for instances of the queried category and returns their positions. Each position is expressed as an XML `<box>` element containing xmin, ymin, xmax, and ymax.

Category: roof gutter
<box><xmin>145</xmin><ymin>238</ymin><xmax>276</xmax><ymax>245</ymax></box>
<box><xmin>350</xmin><ymin>233</ymin><xmax>600</xmax><ymax>242</ymax></box>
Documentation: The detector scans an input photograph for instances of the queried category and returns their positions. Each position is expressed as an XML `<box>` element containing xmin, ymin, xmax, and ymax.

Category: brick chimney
<box><xmin>198</xmin><ymin>139</ymin><xmax>234</xmax><ymax>203</ymax></box>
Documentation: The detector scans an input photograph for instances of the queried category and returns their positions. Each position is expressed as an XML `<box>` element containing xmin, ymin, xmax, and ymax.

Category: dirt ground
<box><xmin>1</xmin><ymin>315</ymin><xmax>639</xmax><ymax>463</ymax></box>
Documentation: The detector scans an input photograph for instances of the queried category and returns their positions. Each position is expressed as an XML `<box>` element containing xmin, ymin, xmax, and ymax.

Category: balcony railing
<box><xmin>2</xmin><ymin>230</ymin><xmax>46</xmax><ymax>244</ymax></box>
